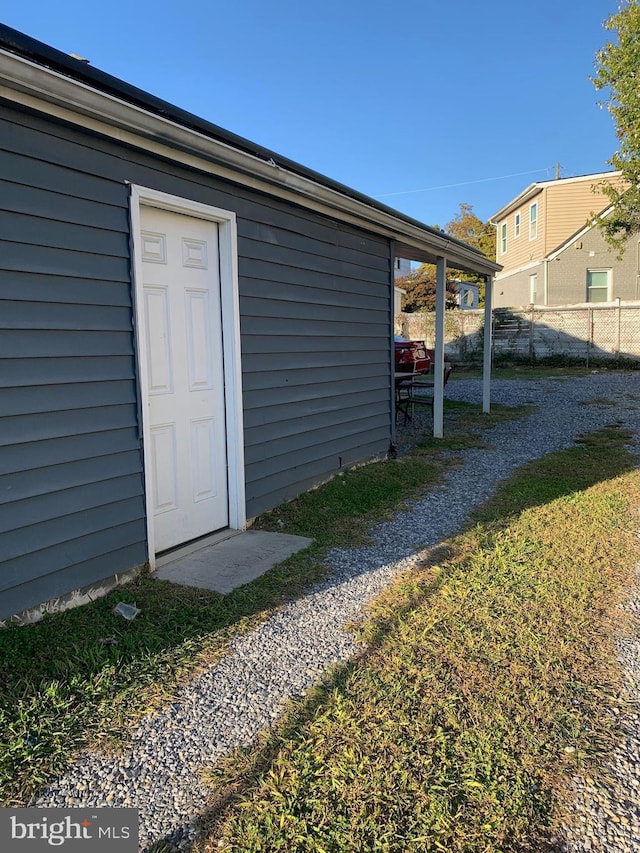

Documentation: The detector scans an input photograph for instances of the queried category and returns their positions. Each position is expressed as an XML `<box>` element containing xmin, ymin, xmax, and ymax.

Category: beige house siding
<box><xmin>496</xmin><ymin>191</ymin><xmax>544</xmax><ymax>274</ymax></box>
<box><xmin>495</xmin><ymin>179</ymin><xmax>618</xmax><ymax>277</ymax></box>
<box><xmin>495</xmin><ymin>228</ymin><xmax>640</xmax><ymax>308</ymax></box>
<box><xmin>493</xmin><ymin>172</ymin><xmax>625</xmax><ymax>307</ymax></box>
<box><xmin>544</xmin><ymin>178</ymin><xmax>621</xmax><ymax>255</ymax></box>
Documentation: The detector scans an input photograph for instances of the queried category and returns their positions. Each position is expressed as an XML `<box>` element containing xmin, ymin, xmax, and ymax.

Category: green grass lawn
<box><xmin>451</xmin><ymin>365</ymin><xmax>595</xmax><ymax>381</ymax></box>
<box><xmin>3</xmin><ymin>393</ymin><xmax>638</xmax><ymax>853</ymax></box>
<box><xmin>0</xmin><ymin>400</ymin><xmax>526</xmax><ymax>808</ymax></box>
<box><xmin>451</xmin><ymin>362</ymin><xmax>640</xmax><ymax>381</ymax></box>
<box><xmin>195</xmin><ymin>425</ymin><xmax>640</xmax><ymax>853</ymax></box>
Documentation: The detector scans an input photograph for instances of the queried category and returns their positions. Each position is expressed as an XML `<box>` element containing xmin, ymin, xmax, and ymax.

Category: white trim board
<box><xmin>129</xmin><ymin>186</ymin><xmax>246</xmax><ymax>569</ymax></box>
<box><xmin>0</xmin><ymin>48</ymin><xmax>499</xmax><ymax>276</ymax></box>
<box><xmin>494</xmin><ymin>259</ymin><xmax>543</xmax><ymax>281</ymax></box>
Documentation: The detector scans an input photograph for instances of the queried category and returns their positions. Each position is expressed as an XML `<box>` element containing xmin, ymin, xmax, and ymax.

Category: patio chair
<box><xmin>396</xmin><ymin>362</ymin><xmax>454</xmax><ymax>425</ymax></box>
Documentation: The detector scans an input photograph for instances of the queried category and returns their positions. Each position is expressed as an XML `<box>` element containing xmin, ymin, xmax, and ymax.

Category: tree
<box><xmin>445</xmin><ymin>203</ymin><xmax>496</xmax><ymax>261</ymax></box>
<box><xmin>445</xmin><ymin>203</ymin><xmax>496</xmax><ymax>304</ymax></box>
<box><xmin>398</xmin><ymin>203</ymin><xmax>495</xmax><ymax>311</ymax></box>
<box><xmin>397</xmin><ymin>265</ymin><xmax>458</xmax><ymax>312</ymax></box>
<box><xmin>592</xmin><ymin>0</ymin><xmax>640</xmax><ymax>251</ymax></box>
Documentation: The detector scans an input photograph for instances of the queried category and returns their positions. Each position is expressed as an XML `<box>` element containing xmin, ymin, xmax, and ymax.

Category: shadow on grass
<box><xmin>0</xmin><ymin>551</ymin><xmax>328</xmax><ymax>806</ymax></box>
<box><xmin>0</xmin><ymin>401</ymin><xmax>475</xmax><ymax>806</ymax></box>
<box><xmin>1</xmin><ymin>404</ymin><xmax>637</xmax><ymax>819</ymax></box>
<box><xmin>189</xmin><ymin>423</ymin><xmax>640</xmax><ymax>852</ymax></box>
<box><xmin>469</xmin><ymin>424</ymin><xmax>637</xmax><ymax>529</ymax></box>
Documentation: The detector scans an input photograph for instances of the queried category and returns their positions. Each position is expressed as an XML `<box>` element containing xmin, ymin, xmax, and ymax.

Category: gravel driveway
<box><xmin>34</xmin><ymin>372</ymin><xmax>640</xmax><ymax>852</ymax></box>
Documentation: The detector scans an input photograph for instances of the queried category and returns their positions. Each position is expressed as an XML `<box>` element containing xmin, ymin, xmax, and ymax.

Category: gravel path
<box><xmin>34</xmin><ymin>372</ymin><xmax>640</xmax><ymax>852</ymax></box>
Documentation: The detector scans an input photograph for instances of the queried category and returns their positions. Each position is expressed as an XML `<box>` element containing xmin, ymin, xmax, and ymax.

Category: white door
<box><xmin>140</xmin><ymin>206</ymin><xmax>229</xmax><ymax>553</ymax></box>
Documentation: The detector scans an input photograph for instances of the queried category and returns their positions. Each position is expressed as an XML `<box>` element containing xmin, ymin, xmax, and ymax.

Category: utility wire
<box><xmin>374</xmin><ymin>167</ymin><xmax>553</xmax><ymax>198</ymax></box>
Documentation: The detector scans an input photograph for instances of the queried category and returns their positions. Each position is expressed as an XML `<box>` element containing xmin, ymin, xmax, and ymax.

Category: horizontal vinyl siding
<box><xmin>0</xmin><ymin>106</ymin><xmax>146</xmax><ymax>618</ymax></box>
<box><xmin>0</xmin><ymin>100</ymin><xmax>393</xmax><ymax>615</ymax></box>
<box><xmin>496</xmin><ymin>192</ymin><xmax>544</xmax><ymax>276</ymax></box>
<box><xmin>544</xmin><ymin>179</ymin><xmax>621</xmax><ymax>255</ymax></box>
<box><xmin>238</xmin><ymin>218</ymin><xmax>392</xmax><ymax>516</ymax></box>
<box><xmin>1</xmin><ymin>355</ymin><xmax>135</xmax><ymax>387</ymax></box>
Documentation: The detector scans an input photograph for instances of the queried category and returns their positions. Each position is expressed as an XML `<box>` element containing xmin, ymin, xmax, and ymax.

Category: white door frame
<box><xmin>130</xmin><ymin>185</ymin><xmax>246</xmax><ymax>569</ymax></box>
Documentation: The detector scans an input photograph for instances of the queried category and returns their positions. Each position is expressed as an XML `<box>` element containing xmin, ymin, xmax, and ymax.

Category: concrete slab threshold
<box><xmin>153</xmin><ymin>530</ymin><xmax>313</xmax><ymax>594</ymax></box>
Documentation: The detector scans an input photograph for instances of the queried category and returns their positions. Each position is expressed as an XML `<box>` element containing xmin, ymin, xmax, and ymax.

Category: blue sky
<box><xmin>2</xmin><ymin>0</ymin><xmax>621</xmax><ymax>230</ymax></box>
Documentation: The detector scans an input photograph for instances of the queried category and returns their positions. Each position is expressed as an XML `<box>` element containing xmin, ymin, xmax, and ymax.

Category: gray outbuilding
<box><xmin>0</xmin><ymin>25</ymin><xmax>500</xmax><ymax>620</ymax></box>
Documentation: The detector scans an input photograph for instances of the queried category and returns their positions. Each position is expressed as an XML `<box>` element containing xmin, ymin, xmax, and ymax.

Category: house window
<box><xmin>501</xmin><ymin>223</ymin><xmax>507</xmax><ymax>254</ymax></box>
<box><xmin>529</xmin><ymin>203</ymin><xmax>538</xmax><ymax>240</ymax></box>
<box><xmin>515</xmin><ymin>212</ymin><xmax>521</xmax><ymax>238</ymax></box>
<box><xmin>529</xmin><ymin>273</ymin><xmax>538</xmax><ymax>304</ymax></box>
<box><xmin>586</xmin><ymin>269</ymin><xmax>610</xmax><ymax>302</ymax></box>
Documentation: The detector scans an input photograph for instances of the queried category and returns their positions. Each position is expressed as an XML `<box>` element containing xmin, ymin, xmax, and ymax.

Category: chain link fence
<box><xmin>396</xmin><ymin>304</ymin><xmax>640</xmax><ymax>366</ymax></box>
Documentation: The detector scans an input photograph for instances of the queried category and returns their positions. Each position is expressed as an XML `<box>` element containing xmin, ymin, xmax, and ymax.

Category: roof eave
<box><xmin>490</xmin><ymin>170</ymin><xmax>624</xmax><ymax>223</ymax></box>
<box><xmin>490</xmin><ymin>183</ymin><xmax>543</xmax><ymax>222</ymax></box>
<box><xmin>0</xmin><ymin>25</ymin><xmax>500</xmax><ymax>277</ymax></box>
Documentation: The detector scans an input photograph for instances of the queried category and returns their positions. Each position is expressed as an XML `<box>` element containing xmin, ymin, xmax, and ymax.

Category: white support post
<box><xmin>390</xmin><ymin>243</ymin><xmax>397</xmax><ymax>448</ymax></box>
<box><xmin>433</xmin><ymin>255</ymin><xmax>447</xmax><ymax>438</ymax></box>
<box><xmin>482</xmin><ymin>275</ymin><xmax>493</xmax><ymax>413</ymax></box>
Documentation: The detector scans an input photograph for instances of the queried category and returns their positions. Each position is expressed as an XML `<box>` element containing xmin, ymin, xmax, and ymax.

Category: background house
<box><xmin>452</xmin><ymin>280</ymin><xmax>479</xmax><ymax>310</ymax></box>
<box><xmin>0</xmin><ymin>25</ymin><xmax>498</xmax><ymax>620</ymax></box>
<box><xmin>393</xmin><ymin>286</ymin><xmax>406</xmax><ymax>315</ymax></box>
<box><xmin>394</xmin><ymin>257</ymin><xmax>412</xmax><ymax>279</ymax></box>
<box><xmin>393</xmin><ymin>258</ymin><xmax>411</xmax><ymax>313</ymax></box>
<box><xmin>545</xmin><ymin>212</ymin><xmax>640</xmax><ymax>304</ymax></box>
<box><xmin>490</xmin><ymin>171</ymin><xmax>635</xmax><ymax>307</ymax></box>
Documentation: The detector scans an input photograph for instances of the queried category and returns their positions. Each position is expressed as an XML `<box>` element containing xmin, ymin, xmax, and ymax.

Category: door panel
<box><xmin>145</xmin><ymin>286</ymin><xmax>173</xmax><ymax>393</ymax></box>
<box><xmin>140</xmin><ymin>206</ymin><xmax>228</xmax><ymax>552</ymax></box>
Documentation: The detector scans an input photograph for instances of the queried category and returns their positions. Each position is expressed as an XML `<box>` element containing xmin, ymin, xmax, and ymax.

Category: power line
<box><xmin>374</xmin><ymin>167</ymin><xmax>553</xmax><ymax>198</ymax></box>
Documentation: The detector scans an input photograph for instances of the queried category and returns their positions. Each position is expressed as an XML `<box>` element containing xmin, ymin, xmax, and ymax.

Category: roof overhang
<box><xmin>490</xmin><ymin>183</ymin><xmax>543</xmax><ymax>222</ymax></box>
<box><xmin>0</xmin><ymin>25</ymin><xmax>500</xmax><ymax>277</ymax></box>
<box><xmin>490</xmin><ymin>171</ymin><xmax>622</xmax><ymax>223</ymax></box>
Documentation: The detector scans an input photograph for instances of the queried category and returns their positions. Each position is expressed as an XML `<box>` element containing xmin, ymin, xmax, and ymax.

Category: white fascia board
<box><xmin>494</xmin><ymin>259</ymin><xmax>543</xmax><ymax>280</ymax></box>
<box><xmin>490</xmin><ymin>184</ymin><xmax>542</xmax><ymax>223</ymax></box>
<box><xmin>0</xmin><ymin>49</ymin><xmax>500</xmax><ymax>276</ymax></box>
<box><xmin>490</xmin><ymin>171</ymin><xmax>621</xmax><ymax>223</ymax></box>
<box><xmin>547</xmin><ymin>206</ymin><xmax>615</xmax><ymax>261</ymax></box>
<box><xmin>542</xmin><ymin>170</ymin><xmax>621</xmax><ymax>186</ymax></box>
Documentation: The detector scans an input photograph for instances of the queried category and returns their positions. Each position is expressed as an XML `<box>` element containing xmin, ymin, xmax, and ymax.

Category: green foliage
<box><xmin>446</xmin><ymin>203</ymin><xmax>496</xmax><ymax>261</ymax></box>
<box><xmin>592</xmin><ymin>0</ymin><xmax>640</xmax><ymax>251</ymax></box>
<box><xmin>490</xmin><ymin>351</ymin><xmax>640</xmax><ymax>370</ymax></box>
<box><xmin>0</xmin><ymin>567</ymin><xmax>327</xmax><ymax>806</ymax></box>
<box><xmin>397</xmin><ymin>264</ymin><xmax>458</xmax><ymax>312</ymax></box>
<box><xmin>446</xmin><ymin>203</ymin><xmax>495</xmax><ymax>307</ymax></box>
<box><xmin>399</xmin><ymin>204</ymin><xmax>494</xmax><ymax>310</ymax></box>
<box><xmin>446</xmin><ymin>203</ymin><xmax>496</xmax><ymax>302</ymax></box>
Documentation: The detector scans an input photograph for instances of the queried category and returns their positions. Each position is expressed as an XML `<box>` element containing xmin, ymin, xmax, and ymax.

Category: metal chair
<box><xmin>396</xmin><ymin>363</ymin><xmax>454</xmax><ymax>425</ymax></box>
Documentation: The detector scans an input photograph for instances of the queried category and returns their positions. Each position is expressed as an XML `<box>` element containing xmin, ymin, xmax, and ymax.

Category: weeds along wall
<box><xmin>396</xmin><ymin>310</ymin><xmax>484</xmax><ymax>362</ymax></box>
<box><xmin>396</xmin><ymin>303</ymin><xmax>640</xmax><ymax>365</ymax></box>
